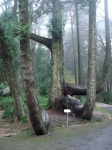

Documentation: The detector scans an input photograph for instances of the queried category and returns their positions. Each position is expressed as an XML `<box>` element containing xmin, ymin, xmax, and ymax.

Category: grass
<box><xmin>0</xmin><ymin>96</ymin><xmax>14</xmax><ymax>118</ymax></box>
<box><xmin>38</xmin><ymin>95</ymin><xmax>49</xmax><ymax>108</ymax></box>
<box><xmin>94</xmin><ymin>105</ymin><xmax>110</xmax><ymax>116</ymax></box>
<box><xmin>0</xmin><ymin>95</ymin><xmax>49</xmax><ymax>118</ymax></box>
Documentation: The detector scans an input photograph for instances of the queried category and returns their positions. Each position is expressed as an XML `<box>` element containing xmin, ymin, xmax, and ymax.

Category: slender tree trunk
<box><xmin>69</xmin><ymin>5</ymin><xmax>78</xmax><ymax>84</ymax></box>
<box><xmin>18</xmin><ymin>0</ymin><xmax>47</xmax><ymax>135</ymax></box>
<box><xmin>76</xmin><ymin>3</ymin><xmax>82</xmax><ymax>85</ymax></box>
<box><xmin>82</xmin><ymin>0</ymin><xmax>97</xmax><ymax>120</ymax></box>
<box><xmin>5</xmin><ymin>65</ymin><xmax>25</xmax><ymax>120</ymax></box>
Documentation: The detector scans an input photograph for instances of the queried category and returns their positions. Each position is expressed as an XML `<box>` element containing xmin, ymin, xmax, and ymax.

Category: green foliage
<box><xmin>0</xmin><ymin>97</ymin><xmax>13</xmax><ymax>109</ymax></box>
<box><xmin>12</xmin><ymin>23</ymin><xmax>30</xmax><ymax>39</ymax></box>
<box><xmin>0</xmin><ymin>97</ymin><xmax>14</xmax><ymax>118</ymax></box>
<box><xmin>49</xmin><ymin>15</ymin><xmax>62</xmax><ymax>39</ymax></box>
<box><xmin>80</xmin><ymin>96</ymin><xmax>86</xmax><ymax>105</ymax></box>
<box><xmin>0</xmin><ymin>60</ymin><xmax>6</xmax><ymax>83</ymax></box>
<box><xmin>21</xmin><ymin>115</ymin><xmax>28</xmax><ymax>123</ymax></box>
<box><xmin>38</xmin><ymin>95</ymin><xmax>48</xmax><ymax>108</ymax></box>
<box><xmin>0</xmin><ymin>13</ymin><xmax>20</xmax><ymax>71</ymax></box>
<box><xmin>0</xmin><ymin>82</ymin><xmax>8</xmax><ymax>90</ymax></box>
<box><xmin>64</xmin><ymin>69</ymin><xmax>75</xmax><ymax>84</ymax></box>
<box><xmin>35</xmin><ymin>46</ymin><xmax>51</xmax><ymax>95</ymax></box>
<box><xmin>102</xmin><ymin>91</ymin><xmax>112</xmax><ymax>104</ymax></box>
<box><xmin>2</xmin><ymin>105</ymin><xmax>14</xmax><ymax>119</ymax></box>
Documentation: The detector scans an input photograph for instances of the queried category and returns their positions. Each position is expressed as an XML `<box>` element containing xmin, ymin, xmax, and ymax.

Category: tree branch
<box><xmin>30</xmin><ymin>33</ymin><xmax>52</xmax><ymax>50</ymax></box>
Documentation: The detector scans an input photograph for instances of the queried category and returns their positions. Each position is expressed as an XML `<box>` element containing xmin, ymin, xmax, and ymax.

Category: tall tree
<box><xmin>49</xmin><ymin>0</ymin><xmax>64</xmax><ymax>110</ymax></box>
<box><xmin>18</xmin><ymin>0</ymin><xmax>48</xmax><ymax>135</ymax></box>
<box><xmin>69</xmin><ymin>4</ymin><xmax>78</xmax><ymax>84</ymax></box>
<box><xmin>75</xmin><ymin>3</ymin><xmax>82</xmax><ymax>85</ymax></box>
<box><xmin>0</xmin><ymin>15</ymin><xmax>25</xmax><ymax>120</ymax></box>
<box><xmin>97</xmin><ymin>0</ymin><xmax>111</xmax><ymax>93</ymax></box>
<box><xmin>65</xmin><ymin>0</ymin><xmax>97</xmax><ymax>120</ymax></box>
<box><xmin>82</xmin><ymin>0</ymin><xmax>97</xmax><ymax>119</ymax></box>
<box><xmin>30</xmin><ymin>0</ymin><xmax>64</xmax><ymax>111</ymax></box>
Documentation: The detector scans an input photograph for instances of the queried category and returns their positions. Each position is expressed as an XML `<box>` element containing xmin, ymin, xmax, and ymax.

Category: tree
<box><xmin>30</xmin><ymin>0</ymin><xmax>64</xmax><ymax>111</ymax></box>
<box><xmin>96</xmin><ymin>0</ymin><xmax>111</xmax><ymax>93</ymax></box>
<box><xmin>64</xmin><ymin>0</ymin><xmax>112</xmax><ymax>120</ymax></box>
<box><xmin>18</xmin><ymin>0</ymin><xmax>48</xmax><ymax>135</ymax></box>
<box><xmin>82</xmin><ymin>0</ymin><xmax>97</xmax><ymax>119</ymax></box>
<box><xmin>0</xmin><ymin>14</ymin><xmax>25</xmax><ymax>120</ymax></box>
<box><xmin>75</xmin><ymin>3</ymin><xmax>82</xmax><ymax>85</ymax></box>
<box><xmin>49</xmin><ymin>0</ymin><xmax>64</xmax><ymax>110</ymax></box>
<box><xmin>69</xmin><ymin>4</ymin><xmax>78</xmax><ymax>84</ymax></box>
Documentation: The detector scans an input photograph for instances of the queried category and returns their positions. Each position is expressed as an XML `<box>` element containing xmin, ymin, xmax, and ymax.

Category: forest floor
<box><xmin>0</xmin><ymin>102</ymin><xmax>111</xmax><ymax>138</ymax></box>
<box><xmin>0</xmin><ymin>102</ymin><xmax>112</xmax><ymax>150</ymax></box>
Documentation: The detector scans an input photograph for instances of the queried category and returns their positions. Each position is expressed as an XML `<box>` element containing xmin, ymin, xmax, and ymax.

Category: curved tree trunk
<box><xmin>0</xmin><ymin>29</ymin><xmax>25</xmax><ymax>121</ymax></box>
<box><xmin>18</xmin><ymin>0</ymin><xmax>48</xmax><ymax>135</ymax></box>
<box><xmin>82</xmin><ymin>0</ymin><xmax>97</xmax><ymax>120</ymax></box>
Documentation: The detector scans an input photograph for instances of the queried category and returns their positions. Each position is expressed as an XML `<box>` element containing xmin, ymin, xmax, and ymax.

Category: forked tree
<box><xmin>18</xmin><ymin>0</ymin><xmax>48</xmax><ymax>135</ymax></box>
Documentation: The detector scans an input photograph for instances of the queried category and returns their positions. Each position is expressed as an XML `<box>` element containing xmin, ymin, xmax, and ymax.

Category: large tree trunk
<box><xmin>65</xmin><ymin>0</ymin><xmax>97</xmax><ymax>120</ymax></box>
<box><xmin>18</xmin><ymin>0</ymin><xmax>48</xmax><ymax>135</ymax></box>
<box><xmin>49</xmin><ymin>0</ymin><xmax>64</xmax><ymax>111</ymax></box>
<box><xmin>81</xmin><ymin>0</ymin><xmax>97</xmax><ymax>120</ymax></box>
<box><xmin>0</xmin><ymin>29</ymin><xmax>25</xmax><ymax>121</ymax></box>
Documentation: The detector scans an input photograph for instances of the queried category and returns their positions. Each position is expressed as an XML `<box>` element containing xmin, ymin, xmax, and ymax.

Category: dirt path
<box><xmin>0</xmin><ymin>102</ymin><xmax>112</xmax><ymax>150</ymax></box>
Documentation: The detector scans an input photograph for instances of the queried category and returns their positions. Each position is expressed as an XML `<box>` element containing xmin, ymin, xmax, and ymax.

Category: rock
<box><xmin>66</xmin><ymin>95</ymin><xmax>81</xmax><ymax>109</ymax></box>
<box><xmin>2</xmin><ymin>87</ymin><xmax>10</xmax><ymax>96</ymax></box>
<box><xmin>41</xmin><ymin>109</ymin><xmax>50</xmax><ymax>131</ymax></box>
<box><xmin>3</xmin><ymin>133</ymin><xmax>16</xmax><ymax>137</ymax></box>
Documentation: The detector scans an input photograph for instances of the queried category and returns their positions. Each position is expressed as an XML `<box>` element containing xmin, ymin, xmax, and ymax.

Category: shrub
<box><xmin>102</xmin><ymin>91</ymin><xmax>112</xmax><ymax>104</ymax></box>
<box><xmin>2</xmin><ymin>105</ymin><xmax>14</xmax><ymax>118</ymax></box>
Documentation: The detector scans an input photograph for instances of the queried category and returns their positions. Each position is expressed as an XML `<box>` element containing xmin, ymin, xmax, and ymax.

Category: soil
<box><xmin>0</xmin><ymin>102</ymin><xmax>112</xmax><ymax>150</ymax></box>
<box><xmin>0</xmin><ymin>109</ymin><xmax>88</xmax><ymax>137</ymax></box>
<box><xmin>0</xmin><ymin>102</ymin><xmax>111</xmax><ymax>138</ymax></box>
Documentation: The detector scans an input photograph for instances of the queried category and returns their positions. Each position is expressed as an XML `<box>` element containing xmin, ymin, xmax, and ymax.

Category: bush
<box><xmin>2</xmin><ymin>105</ymin><xmax>14</xmax><ymax>118</ymax></box>
<box><xmin>0</xmin><ymin>97</ymin><xmax>14</xmax><ymax>118</ymax></box>
<box><xmin>102</xmin><ymin>91</ymin><xmax>112</xmax><ymax>104</ymax></box>
<box><xmin>39</xmin><ymin>83</ymin><xmax>50</xmax><ymax>96</ymax></box>
<box><xmin>38</xmin><ymin>95</ymin><xmax>48</xmax><ymax>108</ymax></box>
<box><xmin>0</xmin><ymin>96</ymin><xmax>13</xmax><ymax>109</ymax></box>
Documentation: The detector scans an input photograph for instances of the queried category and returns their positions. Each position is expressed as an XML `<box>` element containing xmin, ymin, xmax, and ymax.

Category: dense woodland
<box><xmin>0</xmin><ymin>0</ymin><xmax>111</xmax><ymax>135</ymax></box>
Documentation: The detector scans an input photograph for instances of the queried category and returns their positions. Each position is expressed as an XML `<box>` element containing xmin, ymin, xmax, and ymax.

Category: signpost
<box><xmin>64</xmin><ymin>109</ymin><xmax>71</xmax><ymax>126</ymax></box>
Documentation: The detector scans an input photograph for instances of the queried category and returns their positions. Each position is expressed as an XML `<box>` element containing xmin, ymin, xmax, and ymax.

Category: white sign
<box><xmin>64</xmin><ymin>109</ymin><xmax>71</xmax><ymax>126</ymax></box>
<box><xmin>64</xmin><ymin>109</ymin><xmax>71</xmax><ymax>113</ymax></box>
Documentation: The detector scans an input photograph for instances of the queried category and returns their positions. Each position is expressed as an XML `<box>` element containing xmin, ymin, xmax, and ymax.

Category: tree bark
<box><xmin>0</xmin><ymin>29</ymin><xmax>25</xmax><ymax>121</ymax></box>
<box><xmin>69</xmin><ymin>4</ymin><xmax>78</xmax><ymax>84</ymax></box>
<box><xmin>18</xmin><ymin>0</ymin><xmax>48</xmax><ymax>135</ymax></box>
<box><xmin>96</xmin><ymin>0</ymin><xmax>111</xmax><ymax>93</ymax></box>
<box><xmin>76</xmin><ymin>3</ymin><xmax>82</xmax><ymax>85</ymax></box>
<box><xmin>49</xmin><ymin>0</ymin><xmax>64</xmax><ymax>111</ymax></box>
<box><xmin>81</xmin><ymin>0</ymin><xmax>97</xmax><ymax>120</ymax></box>
<box><xmin>30</xmin><ymin>33</ymin><xmax>52</xmax><ymax>50</ymax></box>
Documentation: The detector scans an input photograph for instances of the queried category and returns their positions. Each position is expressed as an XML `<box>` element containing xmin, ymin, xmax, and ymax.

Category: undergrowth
<box><xmin>0</xmin><ymin>95</ymin><xmax>49</xmax><ymax>119</ymax></box>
